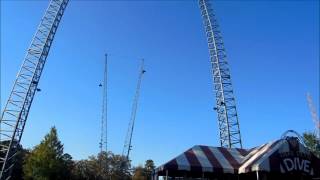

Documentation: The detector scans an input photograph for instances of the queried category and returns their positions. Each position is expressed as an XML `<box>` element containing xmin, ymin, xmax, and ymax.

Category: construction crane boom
<box><xmin>122</xmin><ymin>60</ymin><xmax>146</xmax><ymax>161</ymax></box>
<box><xmin>306</xmin><ymin>93</ymin><xmax>320</xmax><ymax>139</ymax></box>
<box><xmin>199</xmin><ymin>0</ymin><xmax>242</xmax><ymax>148</ymax></box>
<box><xmin>0</xmin><ymin>0</ymin><xmax>68</xmax><ymax>179</ymax></box>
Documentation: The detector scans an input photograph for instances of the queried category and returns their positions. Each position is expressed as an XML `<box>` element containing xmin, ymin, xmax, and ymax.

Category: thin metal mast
<box><xmin>99</xmin><ymin>54</ymin><xmax>108</xmax><ymax>155</ymax></box>
<box><xmin>0</xmin><ymin>0</ymin><xmax>69</xmax><ymax>179</ymax></box>
<box><xmin>199</xmin><ymin>0</ymin><xmax>242</xmax><ymax>148</ymax></box>
<box><xmin>122</xmin><ymin>60</ymin><xmax>146</xmax><ymax>161</ymax></box>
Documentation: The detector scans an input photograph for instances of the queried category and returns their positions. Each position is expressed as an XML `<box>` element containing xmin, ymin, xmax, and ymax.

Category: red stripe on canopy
<box><xmin>199</xmin><ymin>145</ymin><xmax>224</xmax><ymax>173</ymax></box>
<box><xmin>218</xmin><ymin>147</ymin><xmax>241</xmax><ymax>173</ymax></box>
<box><xmin>184</xmin><ymin>148</ymin><xmax>202</xmax><ymax>172</ymax></box>
<box><xmin>164</xmin><ymin>159</ymin><xmax>178</xmax><ymax>170</ymax></box>
<box><xmin>236</xmin><ymin>148</ymin><xmax>249</xmax><ymax>156</ymax></box>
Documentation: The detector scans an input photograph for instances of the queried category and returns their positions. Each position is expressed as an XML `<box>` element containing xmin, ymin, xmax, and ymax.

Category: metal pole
<box><xmin>165</xmin><ymin>170</ymin><xmax>168</xmax><ymax>180</ymax></box>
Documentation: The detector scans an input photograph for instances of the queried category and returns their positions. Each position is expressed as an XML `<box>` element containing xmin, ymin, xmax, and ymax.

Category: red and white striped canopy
<box><xmin>155</xmin><ymin>145</ymin><xmax>256</xmax><ymax>175</ymax></box>
<box><xmin>239</xmin><ymin>138</ymin><xmax>320</xmax><ymax>175</ymax></box>
<box><xmin>155</xmin><ymin>138</ymin><xmax>320</xmax><ymax>177</ymax></box>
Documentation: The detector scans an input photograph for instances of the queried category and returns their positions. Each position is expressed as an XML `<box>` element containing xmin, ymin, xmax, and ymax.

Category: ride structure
<box><xmin>122</xmin><ymin>60</ymin><xmax>146</xmax><ymax>163</ymax></box>
<box><xmin>99</xmin><ymin>54</ymin><xmax>108</xmax><ymax>172</ymax></box>
<box><xmin>0</xmin><ymin>0</ymin><xmax>246</xmax><ymax>178</ymax></box>
<box><xmin>199</xmin><ymin>0</ymin><xmax>243</xmax><ymax>148</ymax></box>
<box><xmin>306</xmin><ymin>93</ymin><xmax>320</xmax><ymax>139</ymax></box>
<box><xmin>99</xmin><ymin>54</ymin><xmax>108</xmax><ymax>154</ymax></box>
<box><xmin>0</xmin><ymin>0</ymin><xmax>69</xmax><ymax>179</ymax></box>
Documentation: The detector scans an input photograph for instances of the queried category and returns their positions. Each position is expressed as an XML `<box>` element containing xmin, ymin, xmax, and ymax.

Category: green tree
<box><xmin>144</xmin><ymin>159</ymin><xmax>155</xmax><ymax>179</ymax></box>
<box><xmin>303</xmin><ymin>132</ymin><xmax>320</xmax><ymax>158</ymax></box>
<box><xmin>23</xmin><ymin>127</ymin><xmax>72</xmax><ymax>180</ymax></box>
<box><xmin>108</xmin><ymin>153</ymin><xmax>131</xmax><ymax>180</ymax></box>
<box><xmin>11</xmin><ymin>144</ymin><xmax>29</xmax><ymax>180</ymax></box>
<box><xmin>71</xmin><ymin>151</ymin><xmax>131</xmax><ymax>180</ymax></box>
<box><xmin>71</xmin><ymin>159</ymin><xmax>99</xmax><ymax>180</ymax></box>
<box><xmin>132</xmin><ymin>160</ymin><xmax>155</xmax><ymax>180</ymax></box>
<box><xmin>133</xmin><ymin>166</ymin><xmax>146</xmax><ymax>180</ymax></box>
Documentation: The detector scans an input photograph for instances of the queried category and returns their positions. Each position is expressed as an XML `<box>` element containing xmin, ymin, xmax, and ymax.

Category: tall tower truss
<box><xmin>199</xmin><ymin>0</ymin><xmax>242</xmax><ymax>148</ymax></box>
<box><xmin>99</xmin><ymin>54</ymin><xmax>108</xmax><ymax>154</ymax></box>
<box><xmin>123</xmin><ymin>60</ymin><xmax>146</xmax><ymax>161</ymax></box>
<box><xmin>306</xmin><ymin>93</ymin><xmax>320</xmax><ymax>139</ymax></box>
<box><xmin>0</xmin><ymin>0</ymin><xmax>69</xmax><ymax>179</ymax></box>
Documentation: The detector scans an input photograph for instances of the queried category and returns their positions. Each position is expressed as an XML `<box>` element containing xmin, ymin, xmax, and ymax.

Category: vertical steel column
<box><xmin>0</xmin><ymin>0</ymin><xmax>69</xmax><ymax>179</ymax></box>
<box><xmin>199</xmin><ymin>0</ymin><xmax>242</xmax><ymax>148</ymax></box>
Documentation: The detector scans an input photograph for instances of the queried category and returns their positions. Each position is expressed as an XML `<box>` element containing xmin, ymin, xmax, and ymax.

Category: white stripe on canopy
<box><xmin>208</xmin><ymin>147</ymin><xmax>234</xmax><ymax>173</ymax></box>
<box><xmin>192</xmin><ymin>146</ymin><xmax>213</xmax><ymax>172</ymax></box>
<box><xmin>176</xmin><ymin>152</ymin><xmax>190</xmax><ymax>171</ymax></box>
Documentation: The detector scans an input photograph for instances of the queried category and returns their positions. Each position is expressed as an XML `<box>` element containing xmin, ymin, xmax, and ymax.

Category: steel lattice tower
<box><xmin>0</xmin><ymin>0</ymin><xmax>68</xmax><ymax>179</ymax></box>
<box><xmin>122</xmin><ymin>60</ymin><xmax>146</xmax><ymax>161</ymax></box>
<box><xmin>199</xmin><ymin>0</ymin><xmax>242</xmax><ymax>148</ymax></box>
<box><xmin>306</xmin><ymin>93</ymin><xmax>320</xmax><ymax>140</ymax></box>
<box><xmin>99</xmin><ymin>54</ymin><xmax>108</xmax><ymax>154</ymax></box>
<box><xmin>99</xmin><ymin>54</ymin><xmax>109</xmax><ymax>176</ymax></box>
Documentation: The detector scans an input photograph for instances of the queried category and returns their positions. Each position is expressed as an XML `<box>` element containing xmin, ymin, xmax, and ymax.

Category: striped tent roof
<box><xmin>155</xmin><ymin>145</ymin><xmax>257</xmax><ymax>175</ymax></box>
<box><xmin>155</xmin><ymin>138</ymin><xmax>320</xmax><ymax>177</ymax></box>
<box><xmin>239</xmin><ymin>138</ymin><xmax>320</xmax><ymax>176</ymax></box>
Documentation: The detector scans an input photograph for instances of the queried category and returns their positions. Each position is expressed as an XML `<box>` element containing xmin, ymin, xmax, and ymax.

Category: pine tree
<box><xmin>303</xmin><ymin>132</ymin><xmax>320</xmax><ymax>158</ymax></box>
<box><xmin>23</xmin><ymin>127</ymin><xmax>72</xmax><ymax>180</ymax></box>
<box><xmin>144</xmin><ymin>159</ymin><xmax>155</xmax><ymax>179</ymax></box>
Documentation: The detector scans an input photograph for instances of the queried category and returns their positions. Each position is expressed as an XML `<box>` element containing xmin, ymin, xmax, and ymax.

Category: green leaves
<box><xmin>72</xmin><ymin>151</ymin><xmax>131</xmax><ymax>180</ymax></box>
<box><xmin>132</xmin><ymin>160</ymin><xmax>155</xmax><ymax>180</ymax></box>
<box><xmin>13</xmin><ymin>127</ymin><xmax>155</xmax><ymax>180</ymax></box>
<box><xmin>23</xmin><ymin>127</ymin><xmax>72</xmax><ymax>180</ymax></box>
<box><xmin>303</xmin><ymin>132</ymin><xmax>320</xmax><ymax>158</ymax></box>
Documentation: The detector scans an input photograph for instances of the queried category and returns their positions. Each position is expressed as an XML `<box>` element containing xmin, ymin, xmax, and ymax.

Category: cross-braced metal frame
<box><xmin>123</xmin><ymin>60</ymin><xmax>146</xmax><ymax>161</ymax></box>
<box><xmin>0</xmin><ymin>0</ymin><xmax>68</xmax><ymax>179</ymax></box>
<box><xmin>99</xmin><ymin>54</ymin><xmax>108</xmax><ymax>154</ymax></box>
<box><xmin>99</xmin><ymin>54</ymin><xmax>108</xmax><ymax>173</ymax></box>
<box><xmin>199</xmin><ymin>0</ymin><xmax>242</xmax><ymax>148</ymax></box>
<box><xmin>0</xmin><ymin>0</ymin><xmax>243</xmax><ymax>178</ymax></box>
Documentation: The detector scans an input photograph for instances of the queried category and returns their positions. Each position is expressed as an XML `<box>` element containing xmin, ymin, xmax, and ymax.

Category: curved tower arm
<box><xmin>199</xmin><ymin>0</ymin><xmax>242</xmax><ymax>148</ymax></box>
<box><xmin>0</xmin><ymin>0</ymin><xmax>69</xmax><ymax>178</ymax></box>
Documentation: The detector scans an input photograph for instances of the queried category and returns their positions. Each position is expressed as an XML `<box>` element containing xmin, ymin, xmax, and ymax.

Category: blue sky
<box><xmin>1</xmin><ymin>0</ymin><xmax>319</xmax><ymax>167</ymax></box>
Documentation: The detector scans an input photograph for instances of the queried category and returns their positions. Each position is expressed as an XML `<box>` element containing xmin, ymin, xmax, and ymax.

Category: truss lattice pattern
<box><xmin>123</xmin><ymin>60</ymin><xmax>145</xmax><ymax>161</ymax></box>
<box><xmin>199</xmin><ymin>0</ymin><xmax>242</xmax><ymax>148</ymax></box>
<box><xmin>0</xmin><ymin>0</ymin><xmax>68</xmax><ymax>179</ymax></box>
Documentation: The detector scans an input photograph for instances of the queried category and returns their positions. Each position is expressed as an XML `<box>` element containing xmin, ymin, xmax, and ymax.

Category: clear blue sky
<box><xmin>1</xmin><ymin>0</ymin><xmax>319</xmax><ymax>167</ymax></box>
